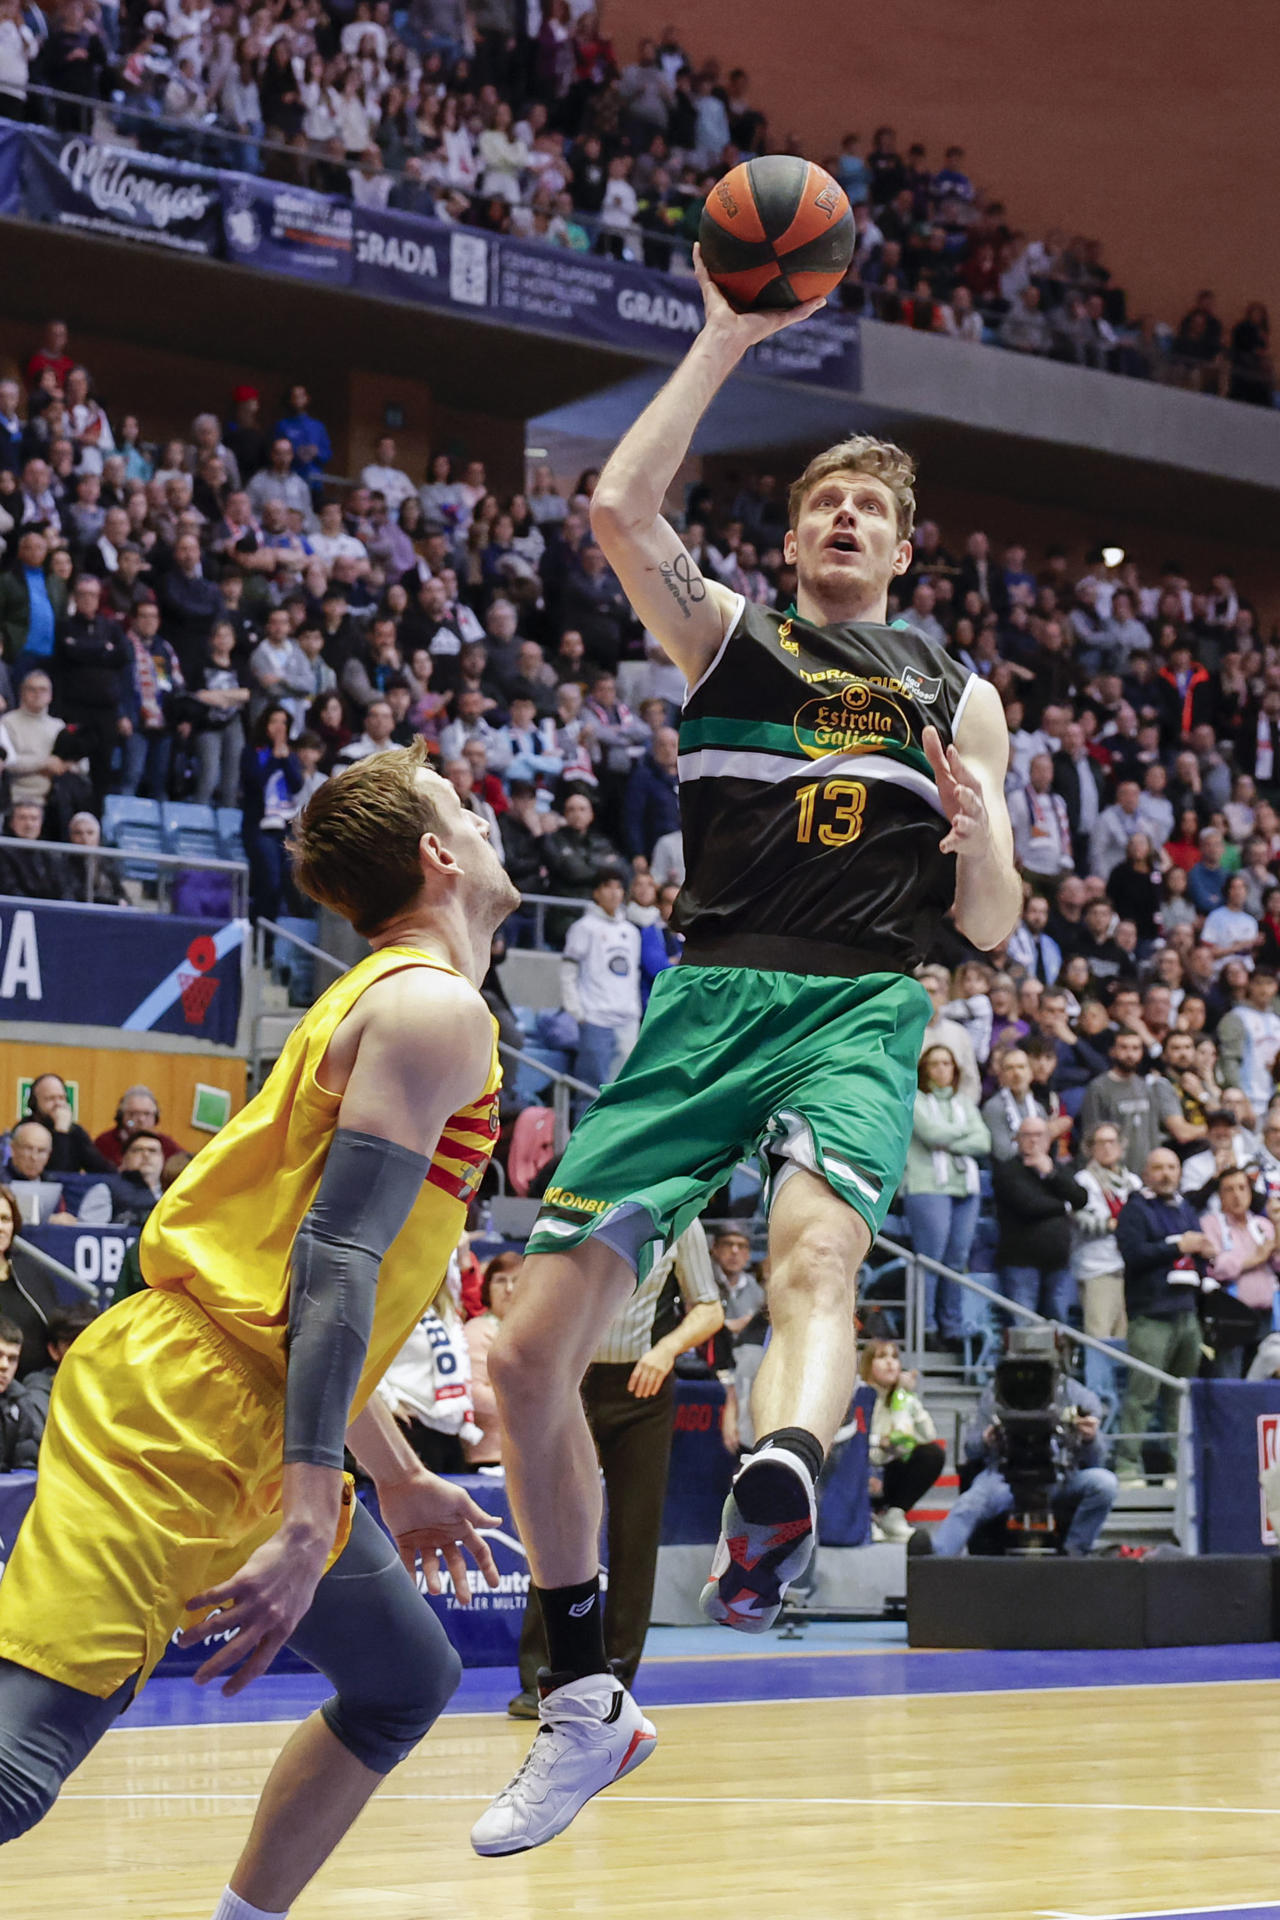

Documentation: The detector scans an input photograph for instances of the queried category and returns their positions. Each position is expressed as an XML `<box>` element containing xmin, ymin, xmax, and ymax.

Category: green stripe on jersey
<box><xmin>679</xmin><ymin>712</ymin><xmax>934</xmax><ymax>781</ymax></box>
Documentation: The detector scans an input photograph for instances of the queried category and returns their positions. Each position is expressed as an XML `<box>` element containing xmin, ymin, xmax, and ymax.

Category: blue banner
<box><xmin>20</xmin><ymin>1224</ymin><xmax>135</xmax><ymax>1312</ymax></box>
<box><xmin>816</xmin><ymin>1384</ymin><xmax>874</xmax><ymax>1547</ymax></box>
<box><xmin>21</xmin><ymin>129</ymin><xmax>221</xmax><ymax>254</ymax></box>
<box><xmin>0</xmin><ymin>123</ymin><xmax>22</xmax><ymax>217</ymax></box>
<box><xmin>1191</xmin><ymin>1379</ymin><xmax>1280</xmax><ymax>1554</ymax></box>
<box><xmin>352</xmin><ymin>205</ymin><xmax>490</xmax><ymax>311</ymax></box>
<box><xmin>222</xmin><ymin>173</ymin><xmax>353</xmax><ymax>284</ymax></box>
<box><xmin>0</xmin><ymin>899</ymin><xmax>244</xmax><ymax>1046</ymax></box>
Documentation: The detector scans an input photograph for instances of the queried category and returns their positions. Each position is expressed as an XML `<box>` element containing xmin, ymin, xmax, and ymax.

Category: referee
<box><xmin>509</xmin><ymin>1222</ymin><xmax>724</xmax><ymax>1716</ymax></box>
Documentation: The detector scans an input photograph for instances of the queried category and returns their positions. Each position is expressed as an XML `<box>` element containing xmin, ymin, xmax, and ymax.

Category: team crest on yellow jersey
<box><xmin>793</xmin><ymin>681</ymin><xmax>912</xmax><ymax>759</ymax></box>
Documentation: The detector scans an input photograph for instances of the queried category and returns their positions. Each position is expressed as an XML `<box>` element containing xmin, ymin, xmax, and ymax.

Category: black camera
<box><xmin>990</xmin><ymin>1327</ymin><xmax>1078</xmax><ymax>1550</ymax></box>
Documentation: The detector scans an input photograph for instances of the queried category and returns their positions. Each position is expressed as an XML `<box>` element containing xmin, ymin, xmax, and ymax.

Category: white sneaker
<box><xmin>877</xmin><ymin>1507</ymin><xmax>913</xmax><ymax>1542</ymax></box>
<box><xmin>470</xmin><ymin>1671</ymin><xmax>656</xmax><ymax>1856</ymax></box>
<box><xmin>699</xmin><ymin>1443</ymin><xmax>817</xmax><ymax>1633</ymax></box>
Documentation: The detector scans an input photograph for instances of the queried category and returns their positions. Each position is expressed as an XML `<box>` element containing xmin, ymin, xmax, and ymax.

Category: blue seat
<box><xmin>102</xmin><ymin>795</ymin><xmax>163</xmax><ymax>884</ymax></box>
<box><xmin>216</xmin><ymin>807</ymin><xmax>245</xmax><ymax>860</ymax></box>
<box><xmin>162</xmin><ymin>802</ymin><xmax>220</xmax><ymax>861</ymax></box>
<box><xmin>103</xmin><ymin>795</ymin><xmax>162</xmax><ymax>844</ymax></box>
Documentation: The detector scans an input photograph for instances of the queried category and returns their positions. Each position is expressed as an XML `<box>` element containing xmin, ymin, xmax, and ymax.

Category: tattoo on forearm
<box><xmin>658</xmin><ymin>552</ymin><xmax>708</xmax><ymax>619</ymax></box>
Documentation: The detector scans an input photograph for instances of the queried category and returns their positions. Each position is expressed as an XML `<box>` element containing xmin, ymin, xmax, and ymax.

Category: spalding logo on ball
<box><xmin>699</xmin><ymin>154</ymin><xmax>853</xmax><ymax>312</ymax></box>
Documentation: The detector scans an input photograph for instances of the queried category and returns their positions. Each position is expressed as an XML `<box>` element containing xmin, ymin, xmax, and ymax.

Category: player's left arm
<box><xmin>182</xmin><ymin>972</ymin><xmax>495</xmax><ymax>1692</ymax></box>
<box><xmin>923</xmin><ymin>677</ymin><xmax>1022</xmax><ymax>953</ymax></box>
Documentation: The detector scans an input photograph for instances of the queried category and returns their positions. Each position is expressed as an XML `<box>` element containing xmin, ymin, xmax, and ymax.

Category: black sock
<box><xmin>752</xmin><ymin>1426</ymin><xmax>825</xmax><ymax>1484</ymax></box>
<box><xmin>534</xmin><ymin>1576</ymin><xmax>609</xmax><ymax>1681</ymax></box>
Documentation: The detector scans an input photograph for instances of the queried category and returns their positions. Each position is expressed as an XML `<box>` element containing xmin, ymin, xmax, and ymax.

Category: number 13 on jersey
<box><xmin>794</xmin><ymin>778</ymin><xmax>868</xmax><ymax>847</ymax></box>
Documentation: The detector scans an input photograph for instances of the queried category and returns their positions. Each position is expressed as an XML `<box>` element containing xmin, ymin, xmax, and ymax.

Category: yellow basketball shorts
<box><xmin>0</xmin><ymin>1288</ymin><xmax>353</xmax><ymax>1699</ymax></box>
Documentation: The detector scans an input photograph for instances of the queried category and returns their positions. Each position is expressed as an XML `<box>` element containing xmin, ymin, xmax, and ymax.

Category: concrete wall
<box><xmin>604</xmin><ymin>0</ymin><xmax>1280</xmax><ymax>328</ymax></box>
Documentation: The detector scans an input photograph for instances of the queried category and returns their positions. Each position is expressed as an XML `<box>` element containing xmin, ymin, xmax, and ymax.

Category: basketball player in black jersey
<box><xmin>471</xmin><ymin>254</ymin><xmax>1021</xmax><ymax>1857</ymax></box>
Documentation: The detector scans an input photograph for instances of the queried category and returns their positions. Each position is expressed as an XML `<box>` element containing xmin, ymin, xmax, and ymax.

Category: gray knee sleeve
<box><xmin>287</xmin><ymin>1502</ymin><xmax>464</xmax><ymax>1777</ymax></box>
<box><xmin>0</xmin><ymin>1659</ymin><xmax>134</xmax><ymax>1845</ymax></box>
<box><xmin>320</xmin><ymin>1638</ymin><xmax>462</xmax><ymax>1775</ymax></box>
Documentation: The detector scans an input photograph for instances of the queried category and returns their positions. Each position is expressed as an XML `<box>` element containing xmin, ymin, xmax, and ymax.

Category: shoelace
<box><xmin>491</xmin><ymin>1724</ymin><xmax>568</xmax><ymax>1806</ymax></box>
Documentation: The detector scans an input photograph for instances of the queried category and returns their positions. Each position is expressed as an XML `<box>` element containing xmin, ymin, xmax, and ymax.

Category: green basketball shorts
<box><xmin>525</xmin><ymin>963</ymin><xmax>932</xmax><ymax>1275</ymax></box>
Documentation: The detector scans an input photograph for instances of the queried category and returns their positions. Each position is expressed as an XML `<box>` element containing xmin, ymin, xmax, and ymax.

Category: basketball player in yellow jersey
<box><xmin>0</xmin><ymin>742</ymin><xmax>520</xmax><ymax>1920</ymax></box>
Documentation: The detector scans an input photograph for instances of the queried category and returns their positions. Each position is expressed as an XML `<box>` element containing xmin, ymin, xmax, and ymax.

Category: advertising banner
<box><xmin>20</xmin><ymin>1224</ymin><xmax>135</xmax><ymax>1313</ymax></box>
<box><xmin>221</xmin><ymin>173</ymin><xmax>353</xmax><ymax>284</ymax></box>
<box><xmin>0</xmin><ymin>122</ymin><xmax>23</xmax><ymax>216</ymax></box>
<box><xmin>22</xmin><ymin>129</ymin><xmax>220</xmax><ymax>254</ymax></box>
<box><xmin>352</xmin><ymin>205</ymin><xmax>490</xmax><ymax>312</ymax></box>
<box><xmin>0</xmin><ymin>900</ymin><xmax>244</xmax><ymax>1047</ymax></box>
<box><xmin>1190</xmin><ymin>1379</ymin><xmax>1280</xmax><ymax>1553</ymax></box>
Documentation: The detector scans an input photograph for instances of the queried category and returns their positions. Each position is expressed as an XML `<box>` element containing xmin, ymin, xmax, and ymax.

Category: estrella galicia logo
<box><xmin>793</xmin><ymin>681</ymin><xmax>912</xmax><ymax>759</ymax></box>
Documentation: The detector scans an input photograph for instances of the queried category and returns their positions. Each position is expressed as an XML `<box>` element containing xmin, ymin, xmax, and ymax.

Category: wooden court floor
<box><xmin>7</xmin><ymin>1680</ymin><xmax>1280</xmax><ymax>1920</ymax></box>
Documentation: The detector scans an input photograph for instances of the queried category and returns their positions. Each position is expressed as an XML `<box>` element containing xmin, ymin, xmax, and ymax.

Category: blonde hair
<box><xmin>289</xmin><ymin>740</ymin><xmax>448</xmax><ymax>936</ymax></box>
<box><xmin>788</xmin><ymin>435</ymin><xmax>917</xmax><ymax>540</ymax></box>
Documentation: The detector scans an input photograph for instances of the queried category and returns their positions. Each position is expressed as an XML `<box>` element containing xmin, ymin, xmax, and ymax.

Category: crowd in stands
<box><xmin>0</xmin><ymin>0</ymin><xmax>1270</xmax><ymax>400</ymax></box>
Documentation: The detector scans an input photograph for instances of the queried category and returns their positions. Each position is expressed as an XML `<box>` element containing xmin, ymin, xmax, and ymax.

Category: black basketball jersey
<box><xmin>674</xmin><ymin>598</ymin><xmax>976</xmax><ymax>977</ymax></box>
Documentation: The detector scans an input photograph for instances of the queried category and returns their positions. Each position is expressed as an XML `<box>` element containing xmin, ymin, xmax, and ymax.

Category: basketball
<box><xmin>698</xmin><ymin>154</ymin><xmax>854</xmax><ymax>312</ymax></box>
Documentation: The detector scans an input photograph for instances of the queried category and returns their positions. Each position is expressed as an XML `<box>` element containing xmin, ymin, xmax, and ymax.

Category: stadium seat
<box><xmin>162</xmin><ymin>802</ymin><xmax>220</xmax><ymax>861</ymax></box>
<box><xmin>216</xmin><ymin>807</ymin><xmax>245</xmax><ymax>860</ymax></box>
<box><xmin>102</xmin><ymin>795</ymin><xmax>164</xmax><ymax>884</ymax></box>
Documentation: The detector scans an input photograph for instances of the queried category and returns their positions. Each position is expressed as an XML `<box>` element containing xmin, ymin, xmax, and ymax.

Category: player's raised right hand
<box><xmin>694</xmin><ymin>244</ymin><xmax>828</xmax><ymax>349</ymax></box>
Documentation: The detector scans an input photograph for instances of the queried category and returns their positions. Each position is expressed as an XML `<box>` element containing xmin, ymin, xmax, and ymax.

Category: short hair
<box><xmin>289</xmin><ymin>740</ymin><xmax>449</xmax><ymax>937</ymax></box>
<box><xmin>0</xmin><ymin>1314</ymin><xmax>22</xmax><ymax>1349</ymax></box>
<box><xmin>123</xmin><ymin>1130</ymin><xmax>165</xmax><ymax>1153</ymax></box>
<box><xmin>788</xmin><ymin>435</ymin><xmax>917</xmax><ymax>540</ymax></box>
<box><xmin>46</xmin><ymin>1303</ymin><xmax>96</xmax><ymax>1349</ymax></box>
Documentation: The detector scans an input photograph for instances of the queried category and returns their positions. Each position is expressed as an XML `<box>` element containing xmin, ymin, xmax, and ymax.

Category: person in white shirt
<box><xmin>649</xmin><ymin>827</ymin><xmax>684</xmax><ymax>888</ymax></box>
<box><xmin>359</xmin><ymin>434</ymin><xmax>417</xmax><ymax>512</ymax></box>
<box><xmin>1008</xmin><ymin>753</ymin><xmax>1073</xmax><ymax>882</ymax></box>
<box><xmin>307</xmin><ymin>499</ymin><xmax>370</xmax><ymax>573</ymax></box>
<box><xmin>1202</xmin><ymin>874</ymin><xmax>1263</xmax><ymax>975</ymax></box>
<box><xmin>1217</xmin><ymin>967</ymin><xmax>1280</xmax><ymax>1113</ymax></box>
<box><xmin>336</xmin><ymin>697</ymin><xmax>398</xmax><ymax>765</ymax></box>
<box><xmin>561</xmin><ymin>869</ymin><xmax>642</xmax><ymax>1120</ymax></box>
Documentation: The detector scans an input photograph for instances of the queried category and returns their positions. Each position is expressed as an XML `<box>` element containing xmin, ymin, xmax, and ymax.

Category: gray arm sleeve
<box><xmin>284</xmin><ymin>1127</ymin><xmax>430</xmax><ymax>1471</ymax></box>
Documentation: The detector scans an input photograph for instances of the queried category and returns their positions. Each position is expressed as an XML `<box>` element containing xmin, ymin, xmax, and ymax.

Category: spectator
<box><xmin>930</xmin><ymin>1360</ymin><xmax>1115</xmax><ymax>1557</ymax></box>
<box><xmin>25</xmin><ymin>1071</ymin><xmax>113</xmax><ymax>1175</ymax></box>
<box><xmin>1187</xmin><ymin>827</ymin><xmax>1229</xmax><ymax>916</ymax></box>
<box><xmin>1202</xmin><ymin>873</ymin><xmax>1263</xmax><ymax>974</ymax></box>
<box><xmin>464</xmin><ymin>1250</ymin><xmax>522</xmax><ymax>1466</ymax></box>
<box><xmin>1217</xmin><ymin>967</ymin><xmax>1280</xmax><ymax>1111</ymax></box>
<box><xmin>1199</xmin><ymin>1168</ymin><xmax>1280</xmax><ymax>1378</ymax></box>
<box><xmin>0</xmin><ymin>530</ymin><xmax>67</xmax><ymax>683</ymax></box>
<box><xmin>902</xmin><ymin>1043</ymin><xmax>990</xmax><ymax>1350</ymax></box>
<box><xmin>621</xmin><ymin>724</ymin><xmax>678</xmax><ymax>864</ymax></box>
<box><xmin>999</xmin><ymin>285</ymin><xmax>1051</xmax><ymax>354</ymax></box>
<box><xmin>185</xmin><ymin>621</ymin><xmax>250</xmax><ymax>807</ymax></box>
<box><xmin>240</xmin><ymin>703</ymin><xmax>302</xmax><ymax>922</ymax></box>
<box><xmin>1008</xmin><ymin>755</ymin><xmax>1073</xmax><ymax>883</ymax></box>
<box><xmin>360</xmin><ymin>436</ymin><xmax>417</xmax><ymax>512</ymax></box>
<box><xmin>917</xmin><ymin>963</ymin><xmax>982</xmax><ymax>1103</ymax></box>
<box><xmin>1</xmin><ymin>1118</ymin><xmax>77</xmax><ymax>1223</ymax></box>
<box><xmin>862</xmin><ymin>1338</ymin><xmax>943</xmax><ymax>1542</ymax></box>
<box><xmin>991</xmin><ymin>1114</ymin><xmax>1085</xmax><ymax>1322</ymax></box>
<box><xmin>0</xmin><ymin>798</ymin><xmax>70</xmax><ymax>901</ymax></box>
<box><xmin>1072</xmin><ymin>1121</ymin><xmax>1142</xmax><ymax>1404</ymax></box>
<box><xmin>273</xmin><ymin>384</ymin><xmax>332</xmax><ymax>491</ymax></box>
<box><xmin>1089</xmin><ymin>778</ymin><xmax>1146</xmax><ymax>879</ymax></box>
<box><xmin>1006</xmin><ymin>894</ymin><xmax>1062</xmax><ymax>985</ymax></box>
<box><xmin>157</xmin><ymin>532</ymin><xmax>225</xmax><ymax>676</ymax></box>
<box><xmin>17</xmin><ymin>1302</ymin><xmax>97</xmax><ymax>1424</ymax></box>
<box><xmin>92</xmin><ymin>1084</ymin><xmax>183</xmax><ymax>1168</ymax></box>
<box><xmin>708</xmin><ymin>1226</ymin><xmax>768</xmax><ymax>1452</ymax></box>
<box><xmin>247</xmin><ymin>436</ymin><xmax>315</xmax><ymax>529</ymax></box>
<box><xmin>982</xmin><ymin>1045</ymin><xmax>1063</xmax><ymax>1160</ymax></box>
<box><xmin>337</xmin><ymin>698</ymin><xmax>398</xmax><ymax>766</ymax></box>
<box><xmin>0</xmin><ymin>1313</ymin><xmax>41</xmax><ymax>1470</ymax></box>
<box><xmin>543</xmin><ymin>789</ymin><xmax>619</xmax><ymax>924</ymax></box>
<box><xmin>1181</xmin><ymin>1105</ymin><xmax>1261</xmax><ymax>1207</ymax></box>
<box><xmin>52</xmin><ymin>573</ymin><xmax>130</xmax><ymax>803</ymax></box>
<box><xmin>0</xmin><ymin>1181</ymin><xmax>63</xmax><ymax>1375</ymax></box>
<box><xmin>560</xmin><ymin>867</ymin><xmax>641</xmax><ymax>1119</ymax></box>
<box><xmin>112</xmin><ymin>1129</ymin><xmax>167</xmax><ymax>1224</ymax></box>
<box><xmin>249</xmin><ymin>606</ymin><xmax>313</xmax><ymax>733</ymax></box>
<box><xmin>1114</xmin><ymin>1147</ymin><xmax>1216</xmax><ymax>1483</ymax></box>
<box><xmin>121</xmin><ymin>598</ymin><xmax>183</xmax><ymax>800</ymax></box>
<box><xmin>1080</xmin><ymin>1031</ymin><xmax>1182</xmax><ymax>1171</ymax></box>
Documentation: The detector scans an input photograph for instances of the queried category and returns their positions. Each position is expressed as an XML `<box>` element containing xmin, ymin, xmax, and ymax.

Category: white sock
<box><xmin>211</xmin><ymin>1888</ymin><xmax>289</xmax><ymax>1920</ymax></box>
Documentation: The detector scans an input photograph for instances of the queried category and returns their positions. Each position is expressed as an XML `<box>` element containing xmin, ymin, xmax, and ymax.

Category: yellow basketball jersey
<box><xmin>140</xmin><ymin>944</ymin><xmax>501</xmax><ymax>1418</ymax></box>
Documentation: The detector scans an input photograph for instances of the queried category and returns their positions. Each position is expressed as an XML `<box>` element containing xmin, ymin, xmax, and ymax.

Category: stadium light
<box><xmin>1101</xmin><ymin>545</ymin><xmax>1125</xmax><ymax>568</ymax></box>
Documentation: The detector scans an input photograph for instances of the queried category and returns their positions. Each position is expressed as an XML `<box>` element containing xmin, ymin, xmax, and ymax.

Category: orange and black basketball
<box><xmin>698</xmin><ymin>155</ymin><xmax>853</xmax><ymax>312</ymax></box>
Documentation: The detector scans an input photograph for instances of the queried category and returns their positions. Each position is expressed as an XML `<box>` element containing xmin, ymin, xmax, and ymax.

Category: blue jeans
<box><xmin>902</xmin><ymin>1191</ymin><xmax>980</xmax><ymax>1338</ymax></box>
<box><xmin>932</xmin><ymin>1464</ymin><xmax>1118</xmax><ymax>1557</ymax></box>
<box><xmin>1000</xmin><ymin>1264</ymin><xmax>1077</xmax><ymax>1324</ymax></box>
<box><xmin>572</xmin><ymin>1021</ymin><xmax>622</xmax><ymax>1124</ymax></box>
<box><xmin>121</xmin><ymin>728</ymin><xmax>171</xmax><ymax>799</ymax></box>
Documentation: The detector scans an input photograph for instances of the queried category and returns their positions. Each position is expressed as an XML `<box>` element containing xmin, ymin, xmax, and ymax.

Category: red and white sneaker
<box><xmin>470</xmin><ymin>1670</ymin><xmax>656</xmax><ymax>1856</ymax></box>
<box><xmin>699</xmin><ymin>1444</ymin><xmax>817</xmax><ymax>1633</ymax></box>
